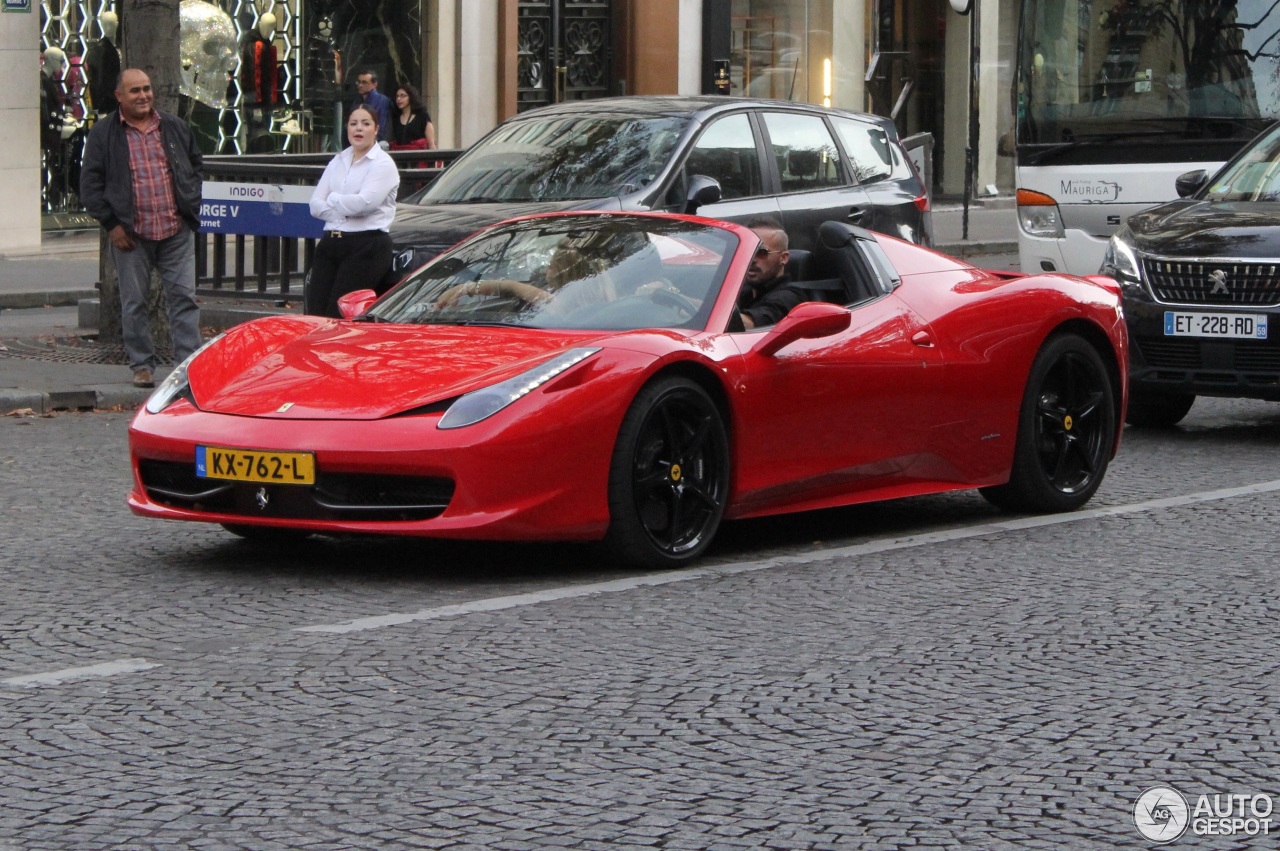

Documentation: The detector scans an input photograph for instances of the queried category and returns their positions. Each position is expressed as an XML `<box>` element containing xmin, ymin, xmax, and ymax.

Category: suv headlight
<box><xmin>1100</xmin><ymin>234</ymin><xmax>1142</xmax><ymax>289</ymax></box>
<box><xmin>392</xmin><ymin>246</ymin><xmax>445</xmax><ymax>275</ymax></box>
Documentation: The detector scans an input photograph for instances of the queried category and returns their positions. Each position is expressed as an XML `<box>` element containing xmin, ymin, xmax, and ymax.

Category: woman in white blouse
<box><xmin>306</xmin><ymin>105</ymin><xmax>400</xmax><ymax>317</ymax></box>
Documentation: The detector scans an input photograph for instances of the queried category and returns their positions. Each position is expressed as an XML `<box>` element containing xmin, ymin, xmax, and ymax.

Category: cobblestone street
<box><xmin>2</xmin><ymin>399</ymin><xmax>1279</xmax><ymax>848</ymax></box>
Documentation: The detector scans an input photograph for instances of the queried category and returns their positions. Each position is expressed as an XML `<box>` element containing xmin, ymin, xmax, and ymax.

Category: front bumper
<box><xmin>1125</xmin><ymin>298</ymin><xmax>1280</xmax><ymax>400</ymax></box>
<box><xmin>128</xmin><ymin>403</ymin><xmax>616</xmax><ymax>541</ymax></box>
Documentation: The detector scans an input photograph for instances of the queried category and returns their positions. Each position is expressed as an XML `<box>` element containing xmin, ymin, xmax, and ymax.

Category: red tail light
<box><xmin>914</xmin><ymin>193</ymin><xmax>930</xmax><ymax>213</ymax></box>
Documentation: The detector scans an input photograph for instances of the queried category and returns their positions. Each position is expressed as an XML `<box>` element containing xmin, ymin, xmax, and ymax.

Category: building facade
<box><xmin>5</xmin><ymin>0</ymin><xmax>1014</xmax><ymax>253</ymax></box>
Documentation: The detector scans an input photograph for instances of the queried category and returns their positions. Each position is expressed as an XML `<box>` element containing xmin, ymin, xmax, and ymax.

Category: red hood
<box><xmin>187</xmin><ymin>316</ymin><xmax>608</xmax><ymax>419</ymax></box>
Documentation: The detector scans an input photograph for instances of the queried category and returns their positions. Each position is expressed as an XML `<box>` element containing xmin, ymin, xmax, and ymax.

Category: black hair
<box><xmin>394</xmin><ymin>82</ymin><xmax>426</xmax><ymax>115</ymax></box>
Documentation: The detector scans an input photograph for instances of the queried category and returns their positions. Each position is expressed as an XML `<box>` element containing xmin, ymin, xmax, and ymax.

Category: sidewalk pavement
<box><xmin>0</xmin><ymin>201</ymin><xmax>1021</xmax><ymax>415</ymax></box>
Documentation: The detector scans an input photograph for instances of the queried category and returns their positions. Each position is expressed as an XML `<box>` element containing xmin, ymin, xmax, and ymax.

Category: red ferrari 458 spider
<box><xmin>129</xmin><ymin>212</ymin><xmax>1128</xmax><ymax>569</ymax></box>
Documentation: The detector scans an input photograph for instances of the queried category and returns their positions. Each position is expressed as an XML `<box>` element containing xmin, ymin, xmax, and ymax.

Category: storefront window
<box><xmin>38</xmin><ymin>0</ymin><xmax>425</xmax><ymax>215</ymax></box>
<box><xmin>730</xmin><ymin>0</ymin><xmax>834</xmax><ymax>104</ymax></box>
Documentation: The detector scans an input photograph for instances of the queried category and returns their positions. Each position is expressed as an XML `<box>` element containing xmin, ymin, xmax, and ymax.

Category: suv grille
<box><xmin>1141</xmin><ymin>257</ymin><xmax>1280</xmax><ymax>306</ymax></box>
<box><xmin>1135</xmin><ymin>338</ymin><xmax>1280</xmax><ymax>379</ymax></box>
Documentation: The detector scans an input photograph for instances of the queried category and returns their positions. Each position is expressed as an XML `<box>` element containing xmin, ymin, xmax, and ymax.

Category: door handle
<box><xmin>847</xmin><ymin>207</ymin><xmax>866</xmax><ymax>223</ymax></box>
<box><xmin>911</xmin><ymin>330</ymin><xmax>934</xmax><ymax>347</ymax></box>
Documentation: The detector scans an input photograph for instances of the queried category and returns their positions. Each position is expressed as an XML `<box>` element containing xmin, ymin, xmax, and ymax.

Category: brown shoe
<box><xmin>132</xmin><ymin>368</ymin><xmax>155</xmax><ymax>388</ymax></box>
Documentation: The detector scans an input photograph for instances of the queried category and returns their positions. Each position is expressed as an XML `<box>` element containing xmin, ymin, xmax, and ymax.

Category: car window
<box><xmin>369</xmin><ymin>217</ymin><xmax>739</xmax><ymax>332</ymax></box>
<box><xmin>686</xmin><ymin>114</ymin><xmax>764</xmax><ymax>200</ymax></box>
<box><xmin>830</xmin><ymin>116</ymin><xmax>895</xmax><ymax>184</ymax></box>
<box><xmin>761</xmin><ymin>112</ymin><xmax>844</xmax><ymax>193</ymax></box>
<box><xmin>1205</xmin><ymin>123</ymin><xmax>1280</xmax><ymax>201</ymax></box>
<box><xmin>419</xmin><ymin>114</ymin><xmax>689</xmax><ymax>203</ymax></box>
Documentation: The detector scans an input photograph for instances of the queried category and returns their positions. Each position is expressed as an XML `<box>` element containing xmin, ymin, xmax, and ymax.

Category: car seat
<box><xmin>811</xmin><ymin>221</ymin><xmax>883</xmax><ymax>304</ymax></box>
<box><xmin>785</xmin><ymin>249</ymin><xmax>813</xmax><ymax>282</ymax></box>
<box><xmin>784</xmin><ymin>247</ymin><xmax>846</xmax><ymax>305</ymax></box>
<box><xmin>784</xmin><ymin>149</ymin><xmax>822</xmax><ymax>191</ymax></box>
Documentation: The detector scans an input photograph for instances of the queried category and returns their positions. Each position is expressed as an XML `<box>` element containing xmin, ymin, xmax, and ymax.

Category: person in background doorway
<box><xmin>390</xmin><ymin>83</ymin><xmax>435</xmax><ymax>151</ymax></box>
<box><xmin>306</xmin><ymin>105</ymin><xmax>400</xmax><ymax>317</ymax></box>
<box><xmin>350</xmin><ymin>70</ymin><xmax>391</xmax><ymax>143</ymax></box>
<box><xmin>80</xmin><ymin>68</ymin><xmax>205</xmax><ymax>389</ymax></box>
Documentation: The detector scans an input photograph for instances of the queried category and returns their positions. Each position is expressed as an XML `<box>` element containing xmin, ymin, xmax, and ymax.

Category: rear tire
<box><xmin>980</xmin><ymin>334</ymin><xmax>1116</xmax><ymax>513</ymax></box>
<box><xmin>1124</xmin><ymin>391</ymin><xmax>1195</xmax><ymax>428</ymax></box>
<box><xmin>603</xmin><ymin>377</ymin><xmax>729</xmax><ymax>569</ymax></box>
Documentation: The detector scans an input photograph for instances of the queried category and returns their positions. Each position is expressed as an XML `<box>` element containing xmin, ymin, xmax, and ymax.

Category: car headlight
<box><xmin>392</xmin><ymin>246</ymin><xmax>443</xmax><ymax>275</ymax></box>
<box><xmin>1016</xmin><ymin>189</ymin><xmax>1066</xmax><ymax>239</ymax></box>
<box><xmin>1100</xmin><ymin>234</ymin><xmax>1142</xmax><ymax>286</ymax></box>
<box><xmin>437</xmin><ymin>347</ymin><xmax>600</xmax><ymax>430</ymax></box>
<box><xmin>144</xmin><ymin>333</ymin><xmax>224</xmax><ymax>414</ymax></box>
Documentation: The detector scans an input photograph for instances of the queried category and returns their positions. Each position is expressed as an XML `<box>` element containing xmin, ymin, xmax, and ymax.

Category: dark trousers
<box><xmin>306</xmin><ymin>230</ymin><xmax>392</xmax><ymax>317</ymax></box>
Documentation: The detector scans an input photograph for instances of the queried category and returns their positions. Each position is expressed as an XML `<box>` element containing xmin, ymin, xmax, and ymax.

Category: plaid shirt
<box><xmin>122</xmin><ymin>111</ymin><xmax>183</xmax><ymax>241</ymax></box>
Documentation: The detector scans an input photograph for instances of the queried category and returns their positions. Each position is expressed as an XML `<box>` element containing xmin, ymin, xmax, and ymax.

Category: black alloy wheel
<box><xmin>1125</xmin><ymin>391</ymin><xmax>1195</xmax><ymax>428</ymax></box>
<box><xmin>604</xmin><ymin>377</ymin><xmax>730</xmax><ymax>569</ymax></box>
<box><xmin>981</xmin><ymin>334</ymin><xmax>1116</xmax><ymax>513</ymax></box>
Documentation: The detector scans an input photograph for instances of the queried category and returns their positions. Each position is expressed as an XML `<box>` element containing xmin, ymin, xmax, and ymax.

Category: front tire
<box><xmin>604</xmin><ymin>377</ymin><xmax>729</xmax><ymax>569</ymax></box>
<box><xmin>1124</xmin><ymin>391</ymin><xmax>1195</xmax><ymax>428</ymax></box>
<box><xmin>981</xmin><ymin>334</ymin><xmax>1116</xmax><ymax>513</ymax></box>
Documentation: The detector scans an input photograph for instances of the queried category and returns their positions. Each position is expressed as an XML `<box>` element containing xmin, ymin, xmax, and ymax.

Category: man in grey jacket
<box><xmin>80</xmin><ymin>68</ymin><xmax>204</xmax><ymax>388</ymax></box>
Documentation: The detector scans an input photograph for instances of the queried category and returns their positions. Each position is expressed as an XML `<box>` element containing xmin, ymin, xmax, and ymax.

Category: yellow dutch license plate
<box><xmin>196</xmin><ymin>445</ymin><xmax>315</xmax><ymax>485</ymax></box>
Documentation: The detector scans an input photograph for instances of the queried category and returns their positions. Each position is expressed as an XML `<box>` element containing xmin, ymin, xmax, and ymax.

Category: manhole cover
<box><xmin>0</xmin><ymin>337</ymin><xmax>173</xmax><ymax>366</ymax></box>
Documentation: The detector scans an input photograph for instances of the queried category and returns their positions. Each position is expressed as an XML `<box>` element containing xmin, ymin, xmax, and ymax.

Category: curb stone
<box><xmin>1</xmin><ymin>387</ymin><xmax>151</xmax><ymax>416</ymax></box>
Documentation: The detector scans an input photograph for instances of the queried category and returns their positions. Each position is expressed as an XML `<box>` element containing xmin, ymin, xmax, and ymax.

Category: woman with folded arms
<box><xmin>306</xmin><ymin>105</ymin><xmax>400</xmax><ymax>317</ymax></box>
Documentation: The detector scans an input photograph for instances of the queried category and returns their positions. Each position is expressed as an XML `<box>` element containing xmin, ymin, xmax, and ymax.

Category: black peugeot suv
<box><xmin>1102</xmin><ymin>121</ymin><xmax>1280</xmax><ymax>427</ymax></box>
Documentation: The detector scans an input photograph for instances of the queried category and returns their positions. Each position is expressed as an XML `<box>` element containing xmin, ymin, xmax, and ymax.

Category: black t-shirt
<box><xmin>740</xmin><ymin>273</ymin><xmax>808</xmax><ymax>327</ymax></box>
<box><xmin>391</xmin><ymin>111</ymin><xmax>431</xmax><ymax>146</ymax></box>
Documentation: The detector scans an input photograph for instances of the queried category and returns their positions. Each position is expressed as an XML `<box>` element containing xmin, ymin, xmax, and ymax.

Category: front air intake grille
<box><xmin>1134</xmin><ymin>338</ymin><xmax>1280</xmax><ymax>373</ymax></box>
<box><xmin>1133</xmin><ymin>339</ymin><xmax>1201</xmax><ymax>369</ymax></box>
<box><xmin>138</xmin><ymin>460</ymin><xmax>454</xmax><ymax>522</ymax></box>
<box><xmin>1141</xmin><ymin>257</ymin><xmax>1280</xmax><ymax>306</ymax></box>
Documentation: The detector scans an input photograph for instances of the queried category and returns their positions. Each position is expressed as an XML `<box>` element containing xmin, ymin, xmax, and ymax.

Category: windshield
<box><xmin>1204</xmin><ymin>122</ymin><xmax>1280</xmax><ymax>200</ymax></box>
<box><xmin>1018</xmin><ymin>0</ymin><xmax>1280</xmax><ymax>155</ymax></box>
<box><xmin>419</xmin><ymin>114</ymin><xmax>690</xmax><ymax>203</ymax></box>
<box><xmin>367</xmin><ymin>216</ymin><xmax>738</xmax><ymax>332</ymax></box>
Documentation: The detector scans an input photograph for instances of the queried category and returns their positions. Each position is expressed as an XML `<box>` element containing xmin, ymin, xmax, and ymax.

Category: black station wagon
<box><xmin>387</xmin><ymin>95</ymin><xmax>933</xmax><ymax>277</ymax></box>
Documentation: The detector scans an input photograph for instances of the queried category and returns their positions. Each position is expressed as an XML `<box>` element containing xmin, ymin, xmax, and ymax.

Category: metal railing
<box><xmin>195</xmin><ymin>149</ymin><xmax>462</xmax><ymax>299</ymax></box>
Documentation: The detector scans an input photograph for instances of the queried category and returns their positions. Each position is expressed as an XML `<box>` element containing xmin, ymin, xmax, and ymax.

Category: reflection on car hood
<box><xmin>1127</xmin><ymin>200</ymin><xmax>1280</xmax><ymax>258</ymax></box>
<box><xmin>186</xmin><ymin>316</ymin><xmax>609</xmax><ymax>419</ymax></box>
<box><xmin>391</xmin><ymin>197</ymin><xmax>624</xmax><ymax>247</ymax></box>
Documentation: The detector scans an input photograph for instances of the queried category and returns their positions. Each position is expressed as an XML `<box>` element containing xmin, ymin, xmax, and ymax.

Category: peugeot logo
<box><xmin>1209</xmin><ymin>269</ymin><xmax>1230</xmax><ymax>296</ymax></box>
<box><xmin>255</xmin><ymin>487</ymin><xmax>270</xmax><ymax>511</ymax></box>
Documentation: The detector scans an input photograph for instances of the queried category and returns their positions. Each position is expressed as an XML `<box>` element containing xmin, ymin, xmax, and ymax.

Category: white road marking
<box><xmin>296</xmin><ymin>479</ymin><xmax>1280</xmax><ymax>635</ymax></box>
<box><xmin>2</xmin><ymin>658</ymin><xmax>160</xmax><ymax>688</ymax></box>
<box><xmin>7</xmin><ymin>480</ymin><xmax>1279</xmax><ymax>688</ymax></box>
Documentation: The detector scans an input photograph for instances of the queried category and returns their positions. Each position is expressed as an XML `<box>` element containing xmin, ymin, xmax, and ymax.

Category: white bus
<box><xmin>1014</xmin><ymin>0</ymin><xmax>1280</xmax><ymax>275</ymax></box>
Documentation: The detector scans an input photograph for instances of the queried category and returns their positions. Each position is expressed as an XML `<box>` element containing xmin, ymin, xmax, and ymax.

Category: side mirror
<box><xmin>1175</xmin><ymin>169</ymin><xmax>1208</xmax><ymax>198</ymax></box>
<box><xmin>684</xmin><ymin>174</ymin><xmax>723</xmax><ymax>215</ymax></box>
<box><xmin>337</xmin><ymin>289</ymin><xmax>379</xmax><ymax>319</ymax></box>
<box><xmin>754</xmin><ymin>302</ymin><xmax>851</xmax><ymax>357</ymax></box>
